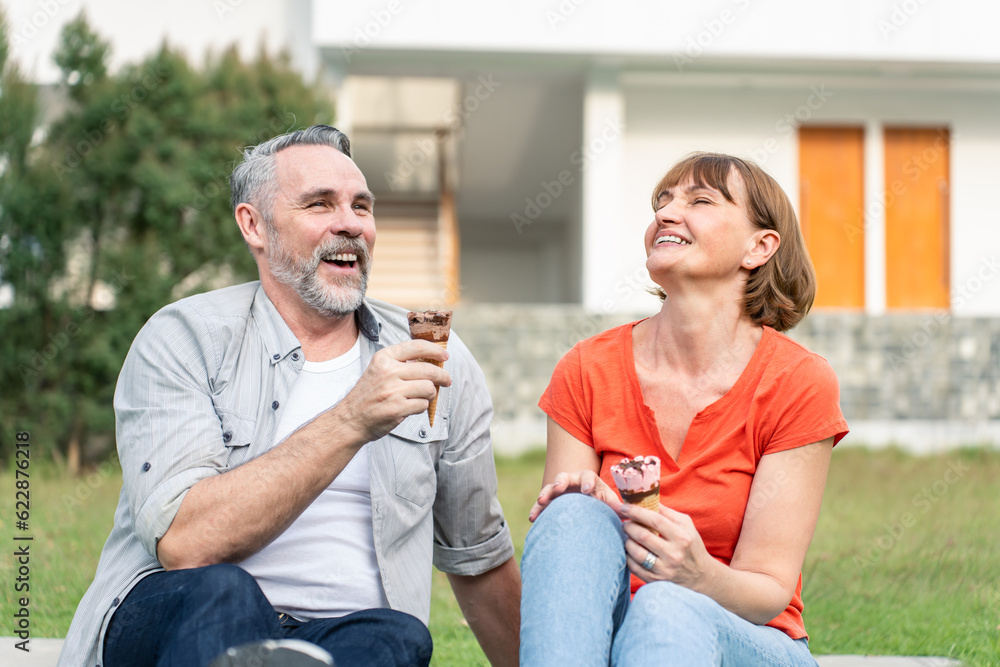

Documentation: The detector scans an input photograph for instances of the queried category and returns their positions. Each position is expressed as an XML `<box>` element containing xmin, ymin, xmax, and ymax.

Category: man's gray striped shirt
<box><xmin>58</xmin><ymin>282</ymin><xmax>513</xmax><ymax>667</ymax></box>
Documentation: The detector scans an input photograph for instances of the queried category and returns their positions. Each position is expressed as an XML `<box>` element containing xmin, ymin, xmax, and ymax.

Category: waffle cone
<box><xmin>422</xmin><ymin>340</ymin><xmax>448</xmax><ymax>426</ymax></box>
<box><xmin>618</xmin><ymin>487</ymin><xmax>660</xmax><ymax>535</ymax></box>
<box><xmin>636</xmin><ymin>492</ymin><xmax>660</xmax><ymax>513</ymax></box>
<box><xmin>637</xmin><ymin>493</ymin><xmax>661</xmax><ymax>536</ymax></box>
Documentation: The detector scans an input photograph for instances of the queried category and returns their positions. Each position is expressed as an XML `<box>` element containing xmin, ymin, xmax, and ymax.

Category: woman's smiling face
<box><xmin>644</xmin><ymin>171</ymin><xmax>761</xmax><ymax>284</ymax></box>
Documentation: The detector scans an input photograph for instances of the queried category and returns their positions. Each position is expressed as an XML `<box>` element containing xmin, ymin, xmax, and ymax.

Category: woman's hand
<box><xmin>618</xmin><ymin>503</ymin><xmax>714</xmax><ymax>589</ymax></box>
<box><xmin>528</xmin><ymin>470</ymin><xmax>619</xmax><ymax>522</ymax></box>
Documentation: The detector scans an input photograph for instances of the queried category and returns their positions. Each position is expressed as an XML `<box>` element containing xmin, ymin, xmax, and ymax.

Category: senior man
<box><xmin>59</xmin><ymin>125</ymin><xmax>520</xmax><ymax>667</ymax></box>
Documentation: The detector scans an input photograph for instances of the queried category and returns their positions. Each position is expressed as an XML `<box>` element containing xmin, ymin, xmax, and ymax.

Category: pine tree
<box><xmin>0</xmin><ymin>12</ymin><xmax>334</xmax><ymax>468</ymax></box>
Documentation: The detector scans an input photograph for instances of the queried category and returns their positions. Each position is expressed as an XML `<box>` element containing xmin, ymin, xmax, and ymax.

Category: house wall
<box><xmin>456</xmin><ymin>74</ymin><xmax>584</xmax><ymax>304</ymax></box>
<box><xmin>311</xmin><ymin>0</ymin><xmax>1000</xmax><ymax>64</ymax></box>
<box><xmin>452</xmin><ymin>304</ymin><xmax>1000</xmax><ymax>455</ymax></box>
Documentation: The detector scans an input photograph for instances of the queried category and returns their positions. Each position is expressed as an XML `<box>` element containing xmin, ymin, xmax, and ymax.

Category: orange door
<box><xmin>884</xmin><ymin>127</ymin><xmax>950</xmax><ymax>309</ymax></box>
<box><xmin>798</xmin><ymin>127</ymin><xmax>866</xmax><ymax>309</ymax></box>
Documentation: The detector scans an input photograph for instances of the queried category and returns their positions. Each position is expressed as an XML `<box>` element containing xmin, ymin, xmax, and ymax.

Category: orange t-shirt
<box><xmin>539</xmin><ymin>322</ymin><xmax>848</xmax><ymax>640</ymax></box>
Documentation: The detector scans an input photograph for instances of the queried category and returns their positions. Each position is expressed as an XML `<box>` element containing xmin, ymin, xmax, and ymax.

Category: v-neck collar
<box><xmin>622</xmin><ymin>322</ymin><xmax>775</xmax><ymax>469</ymax></box>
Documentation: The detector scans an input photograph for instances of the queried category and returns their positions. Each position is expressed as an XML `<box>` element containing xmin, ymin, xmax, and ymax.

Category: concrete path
<box><xmin>0</xmin><ymin>639</ymin><xmax>967</xmax><ymax>666</ymax></box>
<box><xmin>816</xmin><ymin>658</ymin><xmax>964</xmax><ymax>667</ymax></box>
<box><xmin>1</xmin><ymin>638</ymin><xmax>63</xmax><ymax>666</ymax></box>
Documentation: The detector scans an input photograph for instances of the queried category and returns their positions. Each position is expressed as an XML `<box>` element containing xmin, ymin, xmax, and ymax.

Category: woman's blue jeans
<box><xmin>520</xmin><ymin>493</ymin><xmax>818</xmax><ymax>666</ymax></box>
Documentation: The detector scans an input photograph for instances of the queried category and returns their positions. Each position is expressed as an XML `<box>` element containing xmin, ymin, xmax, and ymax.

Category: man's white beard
<box><xmin>265</xmin><ymin>225</ymin><xmax>371</xmax><ymax>318</ymax></box>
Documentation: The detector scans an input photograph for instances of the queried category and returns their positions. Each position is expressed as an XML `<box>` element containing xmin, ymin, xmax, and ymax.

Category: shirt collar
<box><xmin>355</xmin><ymin>300</ymin><xmax>382</xmax><ymax>343</ymax></box>
<box><xmin>251</xmin><ymin>284</ymin><xmax>382</xmax><ymax>364</ymax></box>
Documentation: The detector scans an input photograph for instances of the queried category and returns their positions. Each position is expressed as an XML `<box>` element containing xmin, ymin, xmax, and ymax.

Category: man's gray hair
<box><xmin>230</xmin><ymin>124</ymin><xmax>352</xmax><ymax>220</ymax></box>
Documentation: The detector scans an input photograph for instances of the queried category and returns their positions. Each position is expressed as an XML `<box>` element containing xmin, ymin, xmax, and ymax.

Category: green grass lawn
<box><xmin>2</xmin><ymin>447</ymin><xmax>998</xmax><ymax>666</ymax></box>
<box><xmin>802</xmin><ymin>447</ymin><xmax>1000</xmax><ymax>666</ymax></box>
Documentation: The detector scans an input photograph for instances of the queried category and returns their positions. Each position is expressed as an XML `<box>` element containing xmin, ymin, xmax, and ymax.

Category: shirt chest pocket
<box><xmin>218</xmin><ymin>411</ymin><xmax>258</xmax><ymax>469</ymax></box>
<box><xmin>387</xmin><ymin>416</ymin><xmax>448</xmax><ymax>507</ymax></box>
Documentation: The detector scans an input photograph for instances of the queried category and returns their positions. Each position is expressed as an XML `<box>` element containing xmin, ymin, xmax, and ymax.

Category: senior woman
<box><xmin>520</xmin><ymin>153</ymin><xmax>848</xmax><ymax>666</ymax></box>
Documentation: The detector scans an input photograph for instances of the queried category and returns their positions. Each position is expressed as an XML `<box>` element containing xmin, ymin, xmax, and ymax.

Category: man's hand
<box><xmin>333</xmin><ymin>339</ymin><xmax>452</xmax><ymax>445</ymax></box>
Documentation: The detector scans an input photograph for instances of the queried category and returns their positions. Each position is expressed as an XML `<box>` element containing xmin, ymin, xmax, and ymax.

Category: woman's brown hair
<box><xmin>650</xmin><ymin>152</ymin><xmax>816</xmax><ymax>331</ymax></box>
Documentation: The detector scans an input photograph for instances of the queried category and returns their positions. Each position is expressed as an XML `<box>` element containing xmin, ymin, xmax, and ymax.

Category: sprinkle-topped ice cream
<box><xmin>610</xmin><ymin>455</ymin><xmax>661</xmax><ymax>510</ymax></box>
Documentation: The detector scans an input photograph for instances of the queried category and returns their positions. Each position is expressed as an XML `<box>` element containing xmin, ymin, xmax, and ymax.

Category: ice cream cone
<box><xmin>407</xmin><ymin>310</ymin><xmax>453</xmax><ymax>427</ymax></box>
<box><xmin>611</xmin><ymin>455</ymin><xmax>662</xmax><ymax>534</ymax></box>
<box><xmin>424</xmin><ymin>340</ymin><xmax>448</xmax><ymax>426</ymax></box>
<box><xmin>635</xmin><ymin>491</ymin><xmax>660</xmax><ymax>513</ymax></box>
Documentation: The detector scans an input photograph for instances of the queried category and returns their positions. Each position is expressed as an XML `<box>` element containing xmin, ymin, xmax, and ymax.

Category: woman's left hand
<box><xmin>619</xmin><ymin>502</ymin><xmax>713</xmax><ymax>588</ymax></box>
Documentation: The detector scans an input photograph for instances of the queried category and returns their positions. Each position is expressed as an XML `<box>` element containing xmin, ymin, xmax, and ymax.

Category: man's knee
<box><xmin>322</xmin><ymin>609</ymin><xmax>432</xmax><ymax>667</ymax></box>
<box><xmin>104</xmin><ymin>564</ymin><xmax>277</xmax><ymax>661</ymax></box>
<box><xmin>191</xmin><ymin>563</ymin><xmax>256</xmax><ymax>586</ymax></box>
<box><xmin>174</xmin><ymin>563</ymin><xmax>270</xmax><ymax>612</ymax></box>
<box><xmin>381</xmin><ymin>610</ymin><xmax>432</xmax><ymax>664</ymax></box>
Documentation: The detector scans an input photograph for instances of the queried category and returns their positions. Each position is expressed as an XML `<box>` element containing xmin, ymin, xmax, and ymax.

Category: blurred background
<box><xmin>2</xmin><ymin>3</ymin><xmax>999</xmax><ymax>664</ymax></box>
<box><xmin>2</xmin><ymin>0</ymin><xmax>999</xmax><ymax>465</ymax></box>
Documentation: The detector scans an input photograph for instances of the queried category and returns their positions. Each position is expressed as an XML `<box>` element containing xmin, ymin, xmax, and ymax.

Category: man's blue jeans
<box><xmin>520</xmin><ymin>493</ymin><xmax>818</xmax><ymax>666</ymax></box>
<box><xmin>102</xmin><ymin>564</ymin><xmax>432</xmax><ymax>667</ymax></box>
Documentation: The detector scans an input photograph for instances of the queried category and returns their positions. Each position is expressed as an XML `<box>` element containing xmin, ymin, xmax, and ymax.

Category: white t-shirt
<box><xmin>238</xmin><ymin>336</ymin><xmax>389</xmax><ymax>618</ymax></box>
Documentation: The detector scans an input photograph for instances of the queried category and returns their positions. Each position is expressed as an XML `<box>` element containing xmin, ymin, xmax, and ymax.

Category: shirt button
<box><xmin>222</xmin><ymin>431</ymin><xmax>232</xmax><ymax>443</ymax></box>
<box><xmin>141</xmin><ymin>462</ymin><xmax>151</xmax><ymax>472</ymax></box>
<box><xmin>291</xmin><ymin>352</ymin><xmax>300</xmax><ymax>361</ymax></box>
<box><xmin>272</xmin><ymin>353</ymin><xmax>280</xmax><ymax>360</ymax></box>
<box><xmin>272</xmin><ymin>401</ymin><xmax>280</xmax><ymax>410</ymax></box>
<box><xmin>418</xmin><ymin>428</ymin><xmax>428</xmax><ymax>438</ymax></box>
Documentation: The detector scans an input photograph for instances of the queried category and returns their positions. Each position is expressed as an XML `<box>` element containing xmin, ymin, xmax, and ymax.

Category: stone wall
<box><xmin>451</xmin><ymin>305</ymin><xmax>1000</xmax><ymax>454</ymax></box>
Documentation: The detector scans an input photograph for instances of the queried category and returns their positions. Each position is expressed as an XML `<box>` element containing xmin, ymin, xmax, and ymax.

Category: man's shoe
<box><xmin>209</xmin><ymin>639</ymin><xmax>335</xmax><ymax>666</ymax></box>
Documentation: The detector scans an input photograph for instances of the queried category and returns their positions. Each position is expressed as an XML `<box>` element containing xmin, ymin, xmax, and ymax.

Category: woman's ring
<box><xmin>641</xmin><ymin>551</ymin><xmax>657</xmax><ymax>570</ymax></box>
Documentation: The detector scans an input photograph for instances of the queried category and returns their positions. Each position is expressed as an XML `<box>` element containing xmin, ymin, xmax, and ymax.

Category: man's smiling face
<box><xmin>262</xmin><ymin>144</ymin><xmax>376</xmax><ymax>318</ymax></box>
